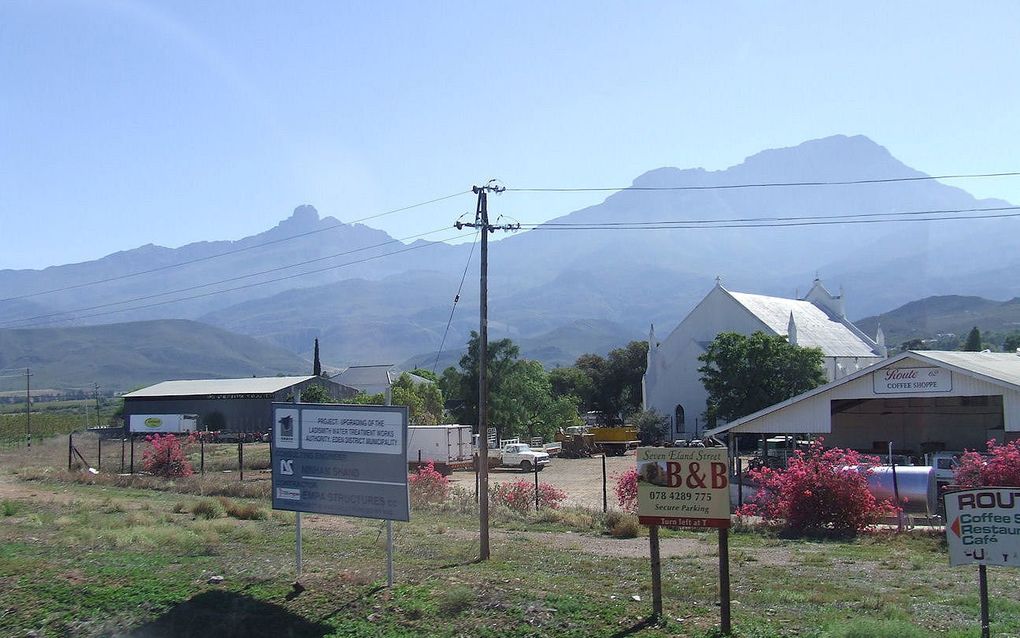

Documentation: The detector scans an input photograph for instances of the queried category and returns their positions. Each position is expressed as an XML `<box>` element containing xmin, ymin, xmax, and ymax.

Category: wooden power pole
<box><xmin>456</xmin><ymin>180</ymin><xmax>517</xmax><ymax>561</ymax></box>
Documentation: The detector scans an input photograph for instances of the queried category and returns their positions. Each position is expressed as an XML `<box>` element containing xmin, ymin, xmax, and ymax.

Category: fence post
<box><xmin>120</xmin><ymin>438</ymin><xmax>125</xmax><ymax>473</ymax></box>
<box><xmin>68</xmin><ymin>432</ymin><xmax>73</xmax><ymax>471</ymax></box>
<box><xmin>534</xmin><ymin>459</ymin><xmax>542</xmax><ymax>510</ymax></box>
<box><xmin>200</xmin><ymin>436</ymin><xmax>205</xmax><ymax>475</ymax></box>
<box><xmin>130</xmin><ymin>434</ymin><xmax>135</xmax><ymax>474</ymax></box>
<box><xmin>238</xmin><ymin>439</ymin><xmax>244</xmax><ymax>481</ymax></box>
<box><xmin>602</xmin><ymin>454</ymin><xmax>608</xmax><ymax>513</ymax></box>
<box><xmin>98</xmin><ymin>436</ymin><xmax>102</xmax><ymax>472</ymax></box>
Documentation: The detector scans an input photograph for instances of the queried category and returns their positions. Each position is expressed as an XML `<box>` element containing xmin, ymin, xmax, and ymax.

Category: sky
<box><xmin>2</xmin><ymin>1</ymin><xmax>1019</xmax><ymax>270</ymax></box>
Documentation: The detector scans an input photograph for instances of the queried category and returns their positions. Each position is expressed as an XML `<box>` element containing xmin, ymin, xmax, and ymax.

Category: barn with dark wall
<box><xmin>122</xmin><ymin>376</ymin><xmax>358</xmax><ymax>435</ymax></box>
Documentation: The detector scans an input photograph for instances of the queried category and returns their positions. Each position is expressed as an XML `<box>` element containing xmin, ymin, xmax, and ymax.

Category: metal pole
<box><xmin>296</xmin><ymin>512</ymin><xmax>303</xmax><ymax>577</ymax></box>
<box><xmin>293</xmin><ymin>390</ymin><xmax>302</xmax><ymax>578</ymax></box>
<box><xmin>67</xmin><ymin>431</ymin><xmax>73</xmax><ymax>471</ymax></box>
<box><xmin>477</xmin><ymin>186</ymin><xmax>491</xmax><ymax>561</ymax></box>
<box><xmin>534</xmin><ymin>460</ymin><xmax>540</xmax><ymax>511</ymax></box>
<box><xmin>386</xmin><ymin>519</ymin><xmax>394</xmax><ymax>587</ymax></box>
<box><xmin>26</xmin><ymin>368</ymin><xmax>31</xmax><ymax>448</ymax></box>
<box><xmin>130</xmin><ymin>434</ymin><xmax>135</xmax><ymax>474</ymax></box>
<box><xmin>979</xmin><ymin>565</ymin><xmax>990</xmax><ymax>638</ymax></box>
<box><xmin>602</xmin><ymin>454</ymin><xmax>608</xmax><ymax>513</ymax></box>
<box><xmin>737</xmin><ymin>457</ymin><xmax>743</xmax><ymax>507</ymax></box>
<box><xmin>120</xmin><ymin>437</ymin><xmax>125</xmax><ymax>473</ymax></box>
<box><xmin>719</xmin><ymin>528</ymin><xmax>732</xmax><ymax>635</ymax></box>
<box><xmin>98</xmin><ymin>436</ymin><xmax>102</xmax><ymax>472</ymax></box>
<box><xmin>649</xmin><ymin>524</ymin><xmax>662</xmax><ymax>619</ymax></box>
<box><xmin>238</xmin><ymin>439</ymin><xmax>243</xmax><ymax>481</ymax></box>
<box><xmin>200</xmin><ymin>436</ymin><xmax>205</xmax><ymax>475</ymax></box>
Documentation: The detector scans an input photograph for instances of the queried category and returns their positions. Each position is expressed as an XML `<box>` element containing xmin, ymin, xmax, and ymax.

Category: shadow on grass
<box><xmin>609</xmin><ymin>614</ymin><xmax>661</xmax><ymax>637</ymax></box>
<box><xmin>125</xmin><ymin>590</ymin><xmax>332</xmax><ymax>638</ymax></box>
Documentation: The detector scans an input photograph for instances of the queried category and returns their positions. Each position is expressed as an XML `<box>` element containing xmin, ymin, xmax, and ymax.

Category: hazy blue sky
<box><xmin>3</xmin><ymin>1</ymin><xmax>1019</xmax><ymax>269</ymax></box>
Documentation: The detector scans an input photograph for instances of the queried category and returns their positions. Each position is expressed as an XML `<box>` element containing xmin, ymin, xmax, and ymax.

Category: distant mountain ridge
<box><xmin>856</xmin><ymin>296</ymin><xmax>1020</xmax><ymax>348</ymax></box>
<box><xmin>0</xmin><ymin>320</ymin><xmax>310</xmax><ymax>391</ymax></box>
<box><xmin>3</xmin><ymin>135</ymin><xmax>1018</xmax><ymax>371</ymax></box>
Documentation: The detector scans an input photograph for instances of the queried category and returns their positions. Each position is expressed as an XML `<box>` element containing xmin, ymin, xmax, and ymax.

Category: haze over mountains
<box><xmin>3</xmin><ymin>134</ymin><xmax>1018</xmax><ymax>388</ymax></box>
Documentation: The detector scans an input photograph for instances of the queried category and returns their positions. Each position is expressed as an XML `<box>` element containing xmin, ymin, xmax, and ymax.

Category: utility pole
<box><xmin>26</xmin><ymin>368</ymin><xmax>32</xmax><ymax>448</ymax></box>
<box><xmin>455</xmin><ymin>180</ymin><xmax>517</xmax><ymax>561</ymax></box>
<box><xmin>94</xmin><ymin>383</ymin><xmax>101</xmax><ymax>427</ymax></box>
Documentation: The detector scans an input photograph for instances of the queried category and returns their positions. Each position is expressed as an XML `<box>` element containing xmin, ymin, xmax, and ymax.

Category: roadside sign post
<box><xmin>636</xmin><ymin>447</ymin><xmax>732</xmax><ymax>632</ymax></box>
<box><xmin>271</xmin><ymin>402</ymin><xmax>410</xmax><ymax>585</ymax></box>
<box><xmin>944</xmin><ymin>487</ymin><xmax>1020</xmax><ymax>638</ymax></box>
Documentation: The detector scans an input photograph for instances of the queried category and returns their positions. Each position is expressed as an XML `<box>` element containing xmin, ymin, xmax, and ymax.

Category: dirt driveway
<box><xmin>447</xmin><ymin>453</ymin><xmax>637</xmax><ymax>509</ymax></box>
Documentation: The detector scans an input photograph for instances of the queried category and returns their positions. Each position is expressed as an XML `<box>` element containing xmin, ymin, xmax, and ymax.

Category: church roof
<box><xmin>727</xmin><ymin>290</ymin><xmax>879</xmax><ymax>357</ymax></box>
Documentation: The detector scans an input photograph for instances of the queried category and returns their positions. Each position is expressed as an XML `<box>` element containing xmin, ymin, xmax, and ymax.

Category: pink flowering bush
<box><xmin>409</xmin><ymin>462</ymin><xmax>452</xmax><ymax>507</ymax></box>
<box><xmin>142</xmin><ymin>433</ymin><xmax>194</xmax><ymax>478</ymax></box>
<box><xmin>955</xmin><ymin>440</ymin><xmax>1020</xmax><ymax>487</ymax></box>
<box><xmin>491</xmin><ymin>480</ymin><xmax>567</xmax><ymax>513</ymax></box>
<box><xmin>738</xmin><ymin>439</ymin><xmax>898</xmax><ymax>536</ymax></box>
<box><xmin>615</xmin><ymin>469</ymin><xmax>639</xmax><ymax>513</ymax></box>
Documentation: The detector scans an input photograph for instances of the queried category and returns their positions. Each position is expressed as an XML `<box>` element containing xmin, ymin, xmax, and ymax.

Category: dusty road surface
<box><xmin>447</xmin><ymin>453</ymin><xmax>637</xmax><ymax>509</ymax></box>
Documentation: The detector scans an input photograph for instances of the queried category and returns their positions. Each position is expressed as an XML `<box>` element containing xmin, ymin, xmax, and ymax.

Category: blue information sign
<box><xmin>270</xmin><ymin>403</ymin><xmax>409</xmax><ymax>521</ymax></box>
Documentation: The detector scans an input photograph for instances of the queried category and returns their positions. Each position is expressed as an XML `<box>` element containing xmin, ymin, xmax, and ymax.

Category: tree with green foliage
<box><xmin>549</xmin><ymin>366</ymin><xmax>596</xmax><ymax>410</ymax></box>
<box><xmin>698</xmin><ymin>331</ymin><xmax>827</xmax><ymax>426</ymax></box>
<box><xmin>445</xmin><ymin>331</ymin><xmax>520</xmax><ymax>426</ymax></box>
<box><xmin>1004</xmin><ymin>333</ymin><xmax>1020</xmax><ymax>353</ymax></box>
<box><xmin>632</xmin><ymin>409</ymin><xmax>669</xmax><ymax>445</ymax></box>
<box><xmin>390</xmin><ymin>372</ymin><xmax>444</xmax><ymax>425</ymax></box>
<box><xmin>490</xmin><ymin>360</ymin><xmax>581</xmax><ymax>440</ymax></box>
<box><xmin>964</xmin><ymin>326</ymin><xmax>982</xmax><ymax>352</ymax></box>
<box><xmin>298</xmin><ymin>383</ymin><xmax>332</xmax><ymax>403</ymax></box>
<box><xmin>562</xmin><ymin>341</ymin><xmax>649</xmax><ymax>420</ymax></box>
<box><xmin>409</xmin><ymin>368</ymin><xmax>438</xmax><ymax>382</ymax></box>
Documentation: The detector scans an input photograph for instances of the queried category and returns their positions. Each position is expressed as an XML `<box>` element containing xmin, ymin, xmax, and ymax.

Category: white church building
<box><xmin>642</xmin><ymin>279</ymin><xmax>887</xmax><ymax>439</ymax></box>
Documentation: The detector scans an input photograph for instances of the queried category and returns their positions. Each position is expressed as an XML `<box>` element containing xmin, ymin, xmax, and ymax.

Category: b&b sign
<box><xmin>636</xmin><ymin>447</ymin><xmax>731</xmax><ymax>528</ymax></box>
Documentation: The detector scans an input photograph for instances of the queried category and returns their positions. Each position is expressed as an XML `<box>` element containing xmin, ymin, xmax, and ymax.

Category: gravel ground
<box><xmin>447</xmin><ymin>453</ymin><xmax>638</xmax><ymax>509</ymax></box>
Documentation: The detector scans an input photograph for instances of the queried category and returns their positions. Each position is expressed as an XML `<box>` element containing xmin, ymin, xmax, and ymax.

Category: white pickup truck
<box><xmin>487</xmin><ymin>440</ymin><xmax>551</xmax><ymax>472</ymax></box>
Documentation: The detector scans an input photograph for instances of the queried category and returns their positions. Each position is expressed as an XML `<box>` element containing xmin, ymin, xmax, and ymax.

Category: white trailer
<box><xmin>407</xmin><ymin>424</ymin><xmax>475</xmax><ymax>475</ymax></box>
<box><xmin>128</xmin><ymin>414</ymin><xmax>198</xmax><ymax>434</ymax></box>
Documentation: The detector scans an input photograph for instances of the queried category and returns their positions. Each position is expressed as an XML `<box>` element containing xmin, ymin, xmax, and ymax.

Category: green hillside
<box><xmin>0</xmin><ymin>319</ymin><xmax>310</xmax><ymax>392</ymax></box>
<box><xmin>856</xmin><ymin>295</ymin><xmax>1020</xmax><ymax>350</ymax></box>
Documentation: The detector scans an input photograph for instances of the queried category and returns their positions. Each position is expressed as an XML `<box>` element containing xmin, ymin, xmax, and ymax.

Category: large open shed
<box><xmin>706</xmin><ymin>351</ymin><xmax>1020</xmax><ymax>456</ymax></box>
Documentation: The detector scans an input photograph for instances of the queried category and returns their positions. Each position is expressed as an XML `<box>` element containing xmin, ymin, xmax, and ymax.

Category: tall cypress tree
<box><xmin>313</xmin><ymin>338</ymin><xmax>322</xmax><ymax>376</ymax></box>
<box><xmin>964</xmin><ymin>327</ymin><xmax>982</xmax><ymax>352</ymax></box>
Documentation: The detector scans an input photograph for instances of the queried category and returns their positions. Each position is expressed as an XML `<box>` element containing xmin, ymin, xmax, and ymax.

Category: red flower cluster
<box><xmin>738</xmin><ymin>439</ymin><xmax>898</xmax><ymax>535</ymax></box>
<box><xmin>955</xmin><ymin>440</ymin><xmax>1020</xmax><ymax>488</ymax></box>
<box><xmin>408</xmin><ymin>461</ymin><xmax>452</xmax><ymax>506</ymax></box>
<box><xmin>142</xmin><ymin>433</ymin><xmax>195</xmax><ymax>478</ymax></box>
<box><xmin>490</xmin><ymin>480</ymin><xmax>567</xmax><ymax>513</ymax></box>
<box><xmin>614</xmin><ymin>469</ymin><xmax>639</xmax><ymax>513</ymax></box>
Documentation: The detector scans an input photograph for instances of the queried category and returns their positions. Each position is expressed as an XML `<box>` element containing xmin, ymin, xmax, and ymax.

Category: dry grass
<box><xmin>15</xmin><ymin>466</ymin><xmax>272</xmax><ymax>500</ymax></box>
<box><xmin>604</xmin><ymin>510</ymin><xmax>641</xmax><ymax>538</ymax></box>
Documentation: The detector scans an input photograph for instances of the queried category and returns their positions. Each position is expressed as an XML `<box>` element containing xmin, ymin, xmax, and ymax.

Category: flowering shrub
<box><xmin>614</xmin><ymin>469</ymin><xmax>638</xmax><ymax>513</ymax></box>
<box><xmin>955</xmin><ymin>440</ymin><xmax>1020</xmax><ymax>487</ymax></box>
<box><xmin>409</xmin><ymin>462</ymin><xmax>451</xmax><ymax>507</ymax></box>
<box><xmin>490</xmin><ymin>480</ymin><xmax>567</xmax><ymax>513</ymax></box>
<box><xmin>142</xmin><ymin>433</ymin><xmax>194</xmax><ymax>478</ymax></box>
<box><xmin>737</xmin><ymin>439</ymin><xmax>898</xmax><ymax>536</ymax></box>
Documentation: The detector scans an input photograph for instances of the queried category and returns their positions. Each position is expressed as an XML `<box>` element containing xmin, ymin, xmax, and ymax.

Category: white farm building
<box><xmin>642</xmin><ymin>279</ymin><xmax>886</xmax><ymax>439</ymax></box>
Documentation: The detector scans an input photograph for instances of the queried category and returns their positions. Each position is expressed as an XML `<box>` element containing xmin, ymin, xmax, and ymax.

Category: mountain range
<box><xmin>3</xmin><ymin>134</ymin><xmax>1018</xmax><ymax>388</ymax></box>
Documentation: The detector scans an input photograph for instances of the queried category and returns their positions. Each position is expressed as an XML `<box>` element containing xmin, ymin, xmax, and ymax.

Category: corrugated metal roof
<box><xmin>123</xmin><ymin>376</ymin><xmax>316</xmax><ymax>398</ymax></box>
<box><xmin>333</xmin><ymin>365</ymin><xmax>396</xmax><ymax>387</ymax></box>
<box><xmin>914</xmin><ymin>351</ymin><xmax>1020</xmax><ymax>389</ymax></box>
<box><xmin>728</xmin><ymin>290</ymin><xmax>879</xmax><ymax>357</ymax></box>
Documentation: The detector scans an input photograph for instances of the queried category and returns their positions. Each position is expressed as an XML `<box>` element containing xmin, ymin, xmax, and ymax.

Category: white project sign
<box><xmin>300</xmin><ymin>408</ymin><xmax>403</xmax><ymax>454</ymax></box>
<box><xmin>945</xmin><ymin>488</ymin><xmax>1020</xmax><ymax>567</ymax></box>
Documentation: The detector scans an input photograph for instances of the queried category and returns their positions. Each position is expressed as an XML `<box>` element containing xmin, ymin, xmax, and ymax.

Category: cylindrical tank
<box><xmin>865</xmin><ymin>466</ymin><xmax>937</xmax><ymax>516</ymax></box>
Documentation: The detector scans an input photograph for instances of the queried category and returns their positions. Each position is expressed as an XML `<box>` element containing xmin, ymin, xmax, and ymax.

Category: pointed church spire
<box><xmin>787</xmin><ymin>311</ymin><xmax>798</xmax><ymax>346</ymax></box>
<box><xmin>876</xmin><ymin>325</ymin><xmax>888</xmax><ymax>357</ymax></box>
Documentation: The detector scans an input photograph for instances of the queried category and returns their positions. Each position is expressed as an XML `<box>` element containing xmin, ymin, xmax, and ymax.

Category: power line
<box><xmin>507</xmin><ymin>171</ymin><xmax>1020</xmax><ymax>193</ymax></box>
<box><xmin>515</xmin><ymin>206</ymin><xmax>1020</xmax><ymax>231</ymax></box>
<box><xmin>526</xmin><ymin>205</ymin><xmax>1020</xmax><ymax>227</ymax></box>
<box><xmin>2</xmin><ymin>227</ymin><xmax>453</xmax><ymax>327</ymax></box>
<box><xmin>6</xmin><ymin>234</ymin><xmax>463</xmax><ymax>329</ymax></box>
<box><xmin>432</xmin><ymin>229</ymin><xmax>479</xmax><ymax>375</ymax></box>
<box><xmin>0</xmin><ymin>190</ymin><xmax>471</xmax><ymax>303</ymax></box>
